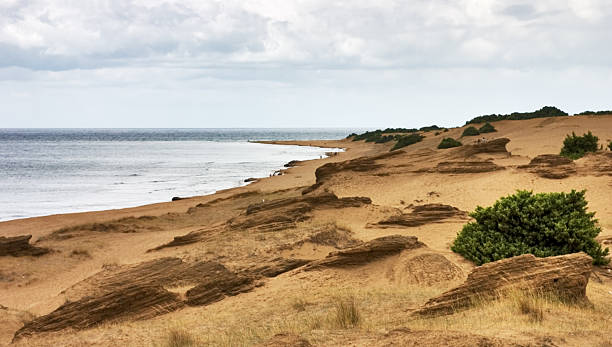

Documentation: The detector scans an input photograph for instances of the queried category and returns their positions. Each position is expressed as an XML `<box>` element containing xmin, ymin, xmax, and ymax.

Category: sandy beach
<box><xmin>2</xmin><ymin>116</ymin><xmax>612</xmax><ymax>346</ymax></box>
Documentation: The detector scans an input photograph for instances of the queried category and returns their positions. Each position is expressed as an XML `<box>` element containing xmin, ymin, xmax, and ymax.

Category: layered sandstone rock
<box><xmin>413</xmin><ymin>253</ymin><xmax>592</xmax><ymax>316</ymax></box>
<box><xmin>304</xmin><ymin>235</ymin><xmax>424</xmax><ymax>270</ymax></box>
<box><xmin>14</xmin><ymin>285</ymin><xmax>184</xmax><ymax>340</ymax></box>
<box><xmin>0</xmin><ymin>235</ymin><xmax>49</xmax><ymax>257</ymax></box>
<box><xmin>376</xmin><ymin>204</ymin><xmax>468</xmax><ymax>227</ymax></box>
<box><xmin>518</xmin><ymin>154</ymin><xmax>577</xmax><ymax>179</ymax></box>
<box><xmin>229</xmin><ymin>193</ymin><xmax>371</xmax><ymax>232</ymax></box>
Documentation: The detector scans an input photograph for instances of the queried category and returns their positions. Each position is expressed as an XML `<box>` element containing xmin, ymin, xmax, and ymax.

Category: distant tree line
<box><xmin>575</xmin><ymin>110</ymin><xmax>612</xmax><ymax>116</ymax></box>
<box><xmin>465</xmin><ymin>106</ymin><xmax>568</xmax><ymax>125</ymax></box>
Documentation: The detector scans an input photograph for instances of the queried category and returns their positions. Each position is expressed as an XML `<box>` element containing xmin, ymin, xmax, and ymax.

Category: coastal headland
<box><xmin>2</xmin><ymin>115</ymin><xmax>612</xmax><ymax>346</ymax></box>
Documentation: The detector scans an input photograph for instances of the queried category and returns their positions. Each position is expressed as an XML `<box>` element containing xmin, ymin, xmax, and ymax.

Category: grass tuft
<box><xmin>162</xmin><ymin>328</ymin><xmax>199</xmax><ymax>347</ymax></box>
<box><xmin>332</xmin><ymin>295</ymin><xmax>361</xmax><ymax>329</ymax></box>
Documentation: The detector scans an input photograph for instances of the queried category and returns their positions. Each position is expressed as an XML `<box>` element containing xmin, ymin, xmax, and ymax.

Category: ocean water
<box><xmin>0</xmin><ymin>128</ymin><xmax>361</xmax><ymax>222</ymax></box>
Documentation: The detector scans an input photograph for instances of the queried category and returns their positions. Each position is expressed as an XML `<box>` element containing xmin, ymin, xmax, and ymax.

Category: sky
<box><xmin>2</xmin><ymin>0</ymin><xmax>612</xmax><ymax>128</ymax></box>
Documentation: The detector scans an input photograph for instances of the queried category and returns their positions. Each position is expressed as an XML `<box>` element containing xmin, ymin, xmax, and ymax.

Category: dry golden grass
<box><xmin>146</xmin><ymin>281</ymin><xmax>612</xmax><ymax>347</ymax></box>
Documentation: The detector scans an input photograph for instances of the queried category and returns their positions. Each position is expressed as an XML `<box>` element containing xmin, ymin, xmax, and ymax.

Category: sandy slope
<box><xmin>1</xmin><ymin>116</ymin><xmax>612</xmax><ymax>346</ymax></box>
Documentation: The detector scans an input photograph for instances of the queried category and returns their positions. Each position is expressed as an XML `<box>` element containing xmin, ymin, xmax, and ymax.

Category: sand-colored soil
<box><xmin>1</xmin><ymin>116</ymin><xmax>612</xmax><ymax>346</ymax></box>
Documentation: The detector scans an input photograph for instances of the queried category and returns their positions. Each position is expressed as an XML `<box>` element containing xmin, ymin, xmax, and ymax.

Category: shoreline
<box><xmin>0</xmin><ymin>139</ymin><xmax>374</xmax><ymax>241</ymax></box>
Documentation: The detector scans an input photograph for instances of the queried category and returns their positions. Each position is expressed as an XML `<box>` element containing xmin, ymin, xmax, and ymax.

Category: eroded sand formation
<box><xmin>1</xmin><ymin>116</ymin><xmax>612</xmax><ymax>346</ymax></box>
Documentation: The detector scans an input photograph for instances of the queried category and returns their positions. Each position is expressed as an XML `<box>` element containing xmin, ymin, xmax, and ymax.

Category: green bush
<box><xmin>390</xmin><ymin>133</ymin><xmax>424</xmax><ymax>151</ymax></box>
<box><xmin>461</xmin><ymin>126</ymin><xmax>480</xmax><ymax>137</ymax></box>
<box><xmin>478</xmin><ymin>122</ymin><xmax>497</xmax><ymax>133</ymax></box>
<box><xmin>608</xmin><ymin>141</ymin><xmax>612</xmax><ymax>151</ymax></box>
<box><xmin>451</xmin><ymin>190</ymin><xmax>609</xmax><ymax>266</ymax></box>
<box><xmin>438</xmin><ymin>138</ymin><xmax>462</xmax><ymax>149</ymax></box>
<box><xmin>560</xmin><ymin>131</ymin><xmax>599</xmax><ymax>159</ymax></box>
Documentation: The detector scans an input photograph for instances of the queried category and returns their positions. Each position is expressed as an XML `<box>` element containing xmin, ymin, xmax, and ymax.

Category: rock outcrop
<box><xmin>229</xmin><ymin>193</ymin><xmax>371</xmax><ymax>232</ymax></box>
<box><xmin>185</xmin><ymin>263</ymin><xmax>256</xmax><ymax>306</ymax></box>
<box><xmin>304</xmin><ymin>235</ymin><xmax>424</xmax><ymax>270</ymax></box>
<box><xmin>241</xmin><ymin>257</ymin><xmax>310</xmax><ymax>278</ymax></box>
<box><xmin>518</xmin><ymin>154</ymin><xmax>576</xmax><ymax>179</ymax></box>
<box><xmin>0</xmin><ymin>235</ymin><xmax>49</xmax><ymax>257</ymax></box>
<box><xmin>460</xmin><ymin>138</ymin><xmax>511</xmax><ymax>157</ymax></box>
<box><xmin>413</xmin><ymin>253</ymin><xmax>592</xmax><ymax>316</ymax></box>
<box><xmin>13</xmin><ymin>284</ymin><xmax>184</xmax><ymax>340</ymax></box>
<box><xmin>435</xmin><ymin>161</ymin><xmax>503</xmax><ymax>174</ymax></box>
<box><xmin>376</xmin><ymin>204</ymin><xmax>468</xmax><ymax>227</ymax></box>
<box><xmin>303</xmin><ymin>151</ymin><xmax>403</xmax><ymax>194</ymax></box>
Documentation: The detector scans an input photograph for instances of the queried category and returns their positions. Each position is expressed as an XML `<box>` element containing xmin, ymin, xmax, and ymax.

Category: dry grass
<box><xmin>331</xmin><ymin>295</ymin><xmax>361</xmax><ymax>329</ymax></box>
<box><xmin>160</xmin><ymin>327</ymin><xmax>199</xmax><ymax>347</ymax></box>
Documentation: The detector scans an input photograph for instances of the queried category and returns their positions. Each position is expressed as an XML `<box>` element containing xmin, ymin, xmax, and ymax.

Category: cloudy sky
<box><xmin>2</xmin><ymin>0</ymin><xmax>612</xmax><ymax>128</ymax></box>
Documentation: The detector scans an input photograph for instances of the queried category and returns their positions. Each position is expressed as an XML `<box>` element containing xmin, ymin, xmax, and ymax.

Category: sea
<box><xmin>0</xmin><ymin>128</ymin><xmax>364</xmax><ymax>222</ymax></box>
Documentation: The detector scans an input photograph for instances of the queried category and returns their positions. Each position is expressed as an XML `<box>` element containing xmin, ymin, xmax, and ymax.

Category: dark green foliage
<box><xmin>608</xmin><ymin>141</ymin><xmax>612</xmax><ymax>151</ymax></box>
<box><xmin>443</xmin><ymin>128</ymin><xmax>449</xmax><ymax>132</ymax></box>
<box><xmin>576</xmin><ymin>110</ymin><xmax>612</xmax><ymax>116</ymax></box>
<box><xmin>466</xmin><ymin>106</ymin><xmax>568</xmax><ymax>125</ymax></box>
<box><xmin>351</xmin><ymin>128</ymin><xmax>418</xmax><ymax>142</ymax></box>
<box><xmin>451</xmin><ymin>190</ymin><xmax>609</xmax><ymax>266</ymax></box>
<box><xmin>390</xmin><ymin>134</ymin><xmax>424</xmax><ymax>151</ymax></box>
<box><xmin>461</xmin><ymin>126</ymin><xmax>480</xmax><ymax>137</ymax></box>
<box><xmin>478</xmin><ymin>122</ymin><xmax>497</xmax><ymax>133</ymax></box>
<box><xmin>375</xmin><ymin>135</ymin><xmax>395</xmax><ymax>144</ymax></box>
<box><xmin>560</xmin><ymin>131</ymin><xmax>599</xmax><ymax>160</ymax></box>
<box><xmin>438</xmin><ymin>137</ymin><xmax>462</xmax><ymax>149</ymax></box>
<box><xmin>419</xmin><ymin>125</ymin><xmax>442</xmax><ymax>132</ymax></box>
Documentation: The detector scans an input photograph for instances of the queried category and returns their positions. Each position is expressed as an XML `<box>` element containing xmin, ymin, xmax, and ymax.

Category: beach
<box><xmin>2</xmin><ymin>116</ymin><xmax>612</xmax><ymax>346</ymax></box>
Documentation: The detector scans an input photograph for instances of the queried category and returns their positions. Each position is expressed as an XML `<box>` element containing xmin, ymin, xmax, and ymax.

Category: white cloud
<box><xmin>2</xmin><ymin>0</ymin><xmax>612</xmax><ymax>127</ymax></box>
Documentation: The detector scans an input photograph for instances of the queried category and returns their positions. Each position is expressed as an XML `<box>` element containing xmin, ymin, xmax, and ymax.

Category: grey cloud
<box><xmin>500</xmin><ymin>4</ymin><xmax>538</xmax><ymax>20</ymax></box>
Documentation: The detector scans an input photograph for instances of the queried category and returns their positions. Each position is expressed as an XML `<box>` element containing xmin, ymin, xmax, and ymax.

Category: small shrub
<box><xmin>162</xmin><ymin>328</ymin><xmax>198</xmax><ymax>347</ymax></box>
<box><xmin>478</xmin><ymin>122</ymin><xmax>497</xmax><ymax>133</ymax></box>
<box><xmin>451</xmin><ymin>190</ymin><xmax>609</xmax><ymax>265</ymax></box>
<box><xmin>438</xmin><ymin>138</ymin><xmax>462</xmax><ymax>149</ymax></box>
<box><xmin>333</xmin><ymin>296</ymin><xmax>361</xmax><ymax>329</ymax></box>
<box><xmin>608</xmin><ymin>141</ymin><xmax>612</xmax><ymax>151</ymax></box>
<box><xmin>390</xmin><ymin>133</ymin><xmax>424</xmax><ymax>151</ymax></box>
<box><xmin>461</xmin><ymin>126</ymin><xmax>480</xmax><ymax>137</ymax></box>
<box><xmin>419</xmin><ymin>125</ymin><xmax>442</xmax><ymax>132</ymax></box>
<box><xmin>443</xmin><ymin>128</ymin><xmax>449</xmax><ymax>132</ymax></box>
<box><xmin>560</xmin><ymin>131</ymin><xmax>599</xmax><ymax>159</ymax></box>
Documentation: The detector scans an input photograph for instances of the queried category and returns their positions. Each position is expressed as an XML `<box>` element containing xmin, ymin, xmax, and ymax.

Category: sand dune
<box><xmin>1</xmin><ymin>115</ymin><xmax>612</xmax><ymax>346</ymax></box>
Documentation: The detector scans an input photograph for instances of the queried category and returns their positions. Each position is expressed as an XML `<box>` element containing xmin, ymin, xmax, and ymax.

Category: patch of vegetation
<box><xmin>608</xmin><ymin>141</ymin><xmax>612</xmax><ymax>151</ymax></box>
<box><xmin>162</xmin><ymin>328</ymin><xmax>198</xmax><ymax>347</ymax></box>
<box><xmin>332</xmin><ymin>295</ymin><xmax>361</xmax><ymax>329</ymax></box>
<box><xmin>575</xmin><ymin>110</ymin><xmax>612</xmax><ymax>116</ymax></box>
<box><xmin>451</xmin><ymin>190</ymin><xmax>609</xmax><ymax>266</ymax></box>
<box><xmin>349</xmin><ymin>128</ymin><xmax>419</xmax><ymax>142</ymax></box>
<box><xmin>438</xmin><ymin>137</ymin><xmax>462</xmax><ymax>149</ymax></box>
<box><xmin>390</xmin><ymin>133</ymin><xmax>424</xmax><ymax>151</ymax></box>
<box><xmin>419</xmin><ymin>125</ymin><xmax>442</xmax><ymax>132</ymax></box>
<box><xmin>560</xmin><ymin>131</ymin><xmax>599</xmax><ymax>160</ymax></box>
<box><xmin>461</xmin><ymin>126</ymin><xmax>480</xmax><ymax>137</ymax></box>
<box><xmin>478</xmin><ymin>122</ymin><xmax>497</xmax><ymax>133</ymax></box>
<box><xmin>466</xmin><ymin>106</ymin><xmax>568</xmax><ymax>125</ymax></box>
